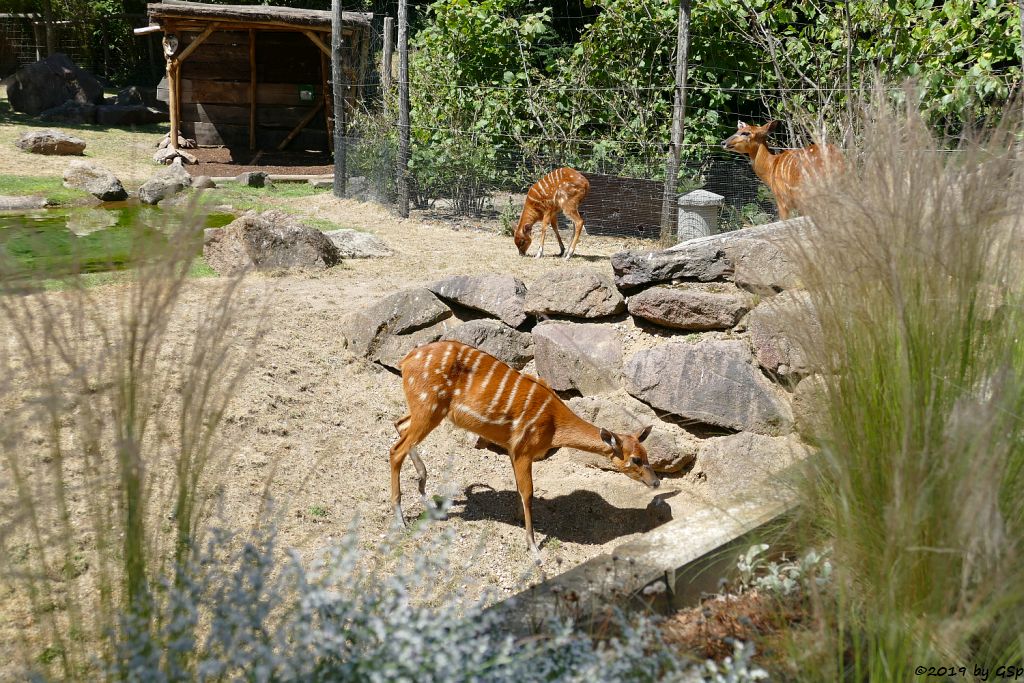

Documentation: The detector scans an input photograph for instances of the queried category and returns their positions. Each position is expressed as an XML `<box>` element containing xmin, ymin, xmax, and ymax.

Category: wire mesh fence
<box><xmin>330</xmin><ymin>1</ymin><xmax>779</xmax><ymax>243</ymax></box>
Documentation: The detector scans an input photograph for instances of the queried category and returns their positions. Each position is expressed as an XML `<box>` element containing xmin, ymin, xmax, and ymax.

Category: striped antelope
<box><xmin>390</xmin><ymin>340</ymin><xmax>659</xmax><ymax>556</ymax></box>
<box><xmin>722</xmin><ymin>120</ymin><xmax>843</xmax><ymax>220</ymax></box>
<box><xmin>513</xmin><ymin>167</ymin><xmax>590</xmax><ymax>260</ymax></box>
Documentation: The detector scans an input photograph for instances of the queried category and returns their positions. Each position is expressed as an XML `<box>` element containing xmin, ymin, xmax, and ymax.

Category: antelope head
<box><xmin>513</xmin><ymin>226</ymin><xmax>532</xmax><ymax>256</ymax></box>
<box><xmin>600</xmin><ymin>425</ymin><xmax>660</xmax><ymax>488</ymax></box>
<box><xmin>722</xmin><ymin>120</ymin><xmax>779</xmax><ymax>155</ymax></box>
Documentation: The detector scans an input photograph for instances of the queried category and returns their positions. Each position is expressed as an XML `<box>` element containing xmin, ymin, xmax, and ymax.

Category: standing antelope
<box><xmin>390</xmin><ymin>340</ymin><xmax>659</xmax><ymax>556</ymax></box>
<box><xmin>722</xmin><ymin>120</ymin><xmax>843</xmax><ymax>220</ymax></box>
<box><xmin>513</xmin><ymin>167</ymin><xmax>590</xmax><ymax>260</ymax></box>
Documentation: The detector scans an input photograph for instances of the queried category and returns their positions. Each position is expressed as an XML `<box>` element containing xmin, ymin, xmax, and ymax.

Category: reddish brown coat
<box><xmin>513</xmin><ymin>167</ymin><xmax>590</xmax><ymax>259</ymax></box>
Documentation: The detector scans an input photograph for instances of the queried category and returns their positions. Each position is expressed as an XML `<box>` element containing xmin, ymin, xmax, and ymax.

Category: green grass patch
<box><xmin>0</xmin><ymin>174</ymin><xmax>92</xmax><ymax>206</ymax></box>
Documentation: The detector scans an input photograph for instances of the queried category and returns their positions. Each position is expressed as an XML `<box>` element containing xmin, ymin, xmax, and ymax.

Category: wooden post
<box><xmin>660</xmin><ymin>0</ymin><xmax>691</xmax><ymax>244</ymax></box>
<box><xmin>321</xmin><ymin>50</ymin><xmax>335</xmax><ymax>155</ymax></box>
<box><xmin>331</xmin><ymin>0</ymin><xmax>347</xmax><ymax>198</ymax></box>
<box><xmin>164</xmin><ymin>33</ymin><xmax>180</xmax><ymax>151</ymax></box>
<box><xmin>382</xmin><ymin>16</ymin><xmax>394</xmax><ymax>94</ymax></box>
<box><xmin>396</xmin><ymin>0</ymin><xmax>410</xmax><ymax>217</ymax></box>
<box><xmin>249</xmin><ymin>29</ymin><xmax>257</xmax><ymax>151</ymax></box>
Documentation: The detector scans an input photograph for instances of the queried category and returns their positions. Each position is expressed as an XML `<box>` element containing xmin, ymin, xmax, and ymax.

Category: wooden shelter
<box><xmin>141</xmin><ymin>1</ymin><xmax>371</xmax><ymax>153</ymax></box>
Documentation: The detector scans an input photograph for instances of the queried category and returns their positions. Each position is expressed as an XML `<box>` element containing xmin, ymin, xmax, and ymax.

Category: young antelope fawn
<box><xmin>390</xmin><ymin>340</ymin><xmax>659</xmax><ymax>556</ymax></box>
<box><xmin>722</xmin><ymin>120</ymin><xmax>843</xmax><ymax>220</ymax></box>
<box><xmin>513</xmin><ymin>167</ymin><xmax>590</xmax><ymax>260</ymax></box>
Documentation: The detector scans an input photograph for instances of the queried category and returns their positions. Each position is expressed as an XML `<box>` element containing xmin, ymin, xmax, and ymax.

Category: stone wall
<box><xmin>340</xmin><ymin>219</ymin><xmax>815</xmax><ymax>486</ymax></box>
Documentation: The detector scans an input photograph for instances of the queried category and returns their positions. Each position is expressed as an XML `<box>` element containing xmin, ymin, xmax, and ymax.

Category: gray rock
<box><xmin>532</xmin><ymin>321</ymin><xmax>622</xmax><ymax>395</ymax></box>
<box><xmin>341</xmin><ymin>288</ymin><xmax>454</xmax><ymax>369</ymax></box>
<box><xmin>692</xmin><ymin>432</ymin><xmax>808</xmax><ymax>494</ymax></box>
<box><xmin>324</xmin><ymin>229</ymin><xmax>393</xmax><ymax>258</ymax></box>
<box><xmin>746</xmin><ymin>290</ymin><xmax>818</xmax><ymax>377</ymax></box>
<box><xmin>138</xmin><ymin>159</ymin><xmax>193</xmax><ymax>205</ymax></box>
<box><xmin>202</xmin><ymin>209</ymin><xmax>341</xmax><ymax>275</ymax></box>
<box><xmin>442</xmin><ymin>319</ymin><xmax>533</xmax><ymax>370</ymax></box>
<box><xmin>15</xmin><ymin>129</ymin><xmax>86</xmax><ymax>156</ymax></box>
<box><xmin>236</xmin><ymin>171</ymin><xmax>268</xmax><ymax>188</ymax></box>
<box><xmin>192</xmin><ymin>176</ymin><xmax>216</xmax><ymax>190</ymax></box>
<box><xmin>157</xmin><ymin>134</ymin><xmax>197</xmax><ymax>150</ymax></box>
<box><xmin>612</xmin><ymin>240</ymin><xmax>732</xmax><ymax>290</ymax></box>
<box><xmin>627</xmin><ymin>284</ymin><xmax>751</xmax><ymax>330</ymax></box>
<box><xmin>153</xmin><ymin>147</ymin><xmax>197</xmax><ymax>165</ymax></box>
<box><xmin>115</xmin><ymin>85</ymin><xmax>144</xmax><ymax>106</ymax></box>
<box><xmin>96</xmin><ymin>104</ymin><xmax>168</xmax><ymax>126</ymax></box>
<box><xmin>623</xmin><ymin>339</ymin><xmax>793</xmax><ymax>435</ymax></box>
<box><xmin>724</xmin><ymin>236</ymin><xmax>801</xmax><ymax>294</ymax></box>
<box><xmin>309</xmin><ymin>179</ymin><xmax>332</xmax><ymax>189</ymax></box>
<box><xmin>6</xmin><ymin>53</ymin><xmax>104</xmax><ymax>115</ymax></box>
<box><xmin>567</xmin><ymin>392</ymin><xmax>699</xmax><ymax>473</ymax></box>
<box><xmin>38</xmin><ymin>100</ymin><xmax>97</xmax><ymax>124</ymax></box>
<box><xmin>427</xmin><ymin>274</ymin><xmax>528</xmax><ymax>327</ymax></box>
<box><xmin>62</xmin><ymin>160</ymin><xmax>127</xmax><ymax>201</ymax></box>
<box><xmin>0</xmin><ymin>195</ymin><xmax>48</xmax><ymax>210</ymax></box>
<box><xmin>792</xmin><ymin>374</ymin><xmax>829</xmax><ymax>439</ymax></box>
<box><xmin>525</xmin><ymin>269</ymin><xmax>625</xmax><ymax>319</ymax></box>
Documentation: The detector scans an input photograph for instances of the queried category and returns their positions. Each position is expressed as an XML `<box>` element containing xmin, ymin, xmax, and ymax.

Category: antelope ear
<box><xmin>600</xmin><ymin>428</ymin><xmax>622</xmax><ymax>455</ymax></box>
<box><xmin>736</xmin><ymin>120</ymin><xmax>746</xmax><ymax>130</ymax></box>
<box><xmin>766</xmin><ymin>119</ymin><xmax>781</xmax><ymax>132</ymax></box>
<box><xmin>636</xmin><ymin>425</ymin><xmax>653</xmax><ymax>442</ymax></box>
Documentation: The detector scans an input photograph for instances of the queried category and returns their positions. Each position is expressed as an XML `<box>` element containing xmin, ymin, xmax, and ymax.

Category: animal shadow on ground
<box><xmin>449</xmin><ymin>483</ymin><xmax>676</xmax><ymax>546</ymax></box>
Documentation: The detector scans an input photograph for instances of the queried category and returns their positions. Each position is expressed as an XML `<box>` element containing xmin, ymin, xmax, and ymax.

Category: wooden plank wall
<box><xmin>162</xmin><ymin>28</ymin><xmax>360</xmax><ymax>150</ymax></box>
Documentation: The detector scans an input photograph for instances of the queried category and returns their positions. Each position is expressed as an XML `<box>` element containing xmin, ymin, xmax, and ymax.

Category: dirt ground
<box><xmin>199</xmin><ymin>194</ymin><xmax>728</xmax><ymax>595</ymax></box>
<box><xmin>184</xmin><ymin>147</ymin><xmax>334</xmax><ymax>178</ymax></box>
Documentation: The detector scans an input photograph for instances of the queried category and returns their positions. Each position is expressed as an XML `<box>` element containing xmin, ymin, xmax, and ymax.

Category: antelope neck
<box><xmin>750</xmin><ymin>143</ymin><xmax>781</xmax><ymax>185</ymax></box>
<box><xmin>551</xmin><ymin>406</ymin><xmax>614</xmax><ymax>455</ymax></box>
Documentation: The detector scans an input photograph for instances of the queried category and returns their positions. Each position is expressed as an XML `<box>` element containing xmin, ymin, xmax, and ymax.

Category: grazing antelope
<box><xmin>722</xmin><ymin>120</ymin><xmax>843</xmax><ymax>220</ymax></box>
<box><xmin>513</xmin><ymin>167</ymin><xmax>590</xmax><ymax>260</ymax></box>
<box><xmin>390</xmin><ymin>340</ymin><xmax>659</xmax><ymax>556</ymax></box>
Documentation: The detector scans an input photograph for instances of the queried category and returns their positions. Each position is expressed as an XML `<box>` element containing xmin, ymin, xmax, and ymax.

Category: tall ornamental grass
<box><xmin>0</xmin><ymin>204</ymin><xmax>261</xmax><ymax>679</ymax></box>
<box><xmin>786</xmin><ymin>88</ymin><xmax>1024</xmax><ymax>679</ymax></box>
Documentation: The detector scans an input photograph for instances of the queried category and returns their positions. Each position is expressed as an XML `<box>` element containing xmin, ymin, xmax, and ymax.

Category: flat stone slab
<box><xmin>0</xmin><ymin>195</ymin><xmax>48</xmax><ymax>210</ymax></box>
<box><xmin>623</xmin><ymin>339</ymin><xmax>793</xmax><ymax>435</ymax></box>
<box><xmin>627</xmin><ymin>284</ymin><xmax>751</xmax><ymax>330</ymax></box>
<box><xmin>532</xmin><ymin>321</ymin><xmax>622</xmax><ymax>394</ymax></box>
<box><xmin>612</xmin><ymin>241</ymin><xmax>732</xmax><ymax>290</ymax></box>
<box><xmin>342</xmin><ymin>288</ymin><xmax>454</xmax><ymax>369</ymax></box>
<box><xmin>525</xmin><ymin>269</ymin><xmax>625</xmax><ymax>319</ymax></box>
<box><xmin>427</xmin><ymin>274</ymin><xmax>528</xmax><ymax>327</ymax></box>
<box><xmin>442</xmin><ymin>319</ymin><xmax>533</xmax><ymax>370</ymax></box>
<box><xmin>324</xmin><ymin>228</ymin><xmax>393</xmax><ymax>259</ymax></box>
<box><xmin>746</xmin><ymin>290</ymin><xmax>818</xmax><ymax>377</ymax></box>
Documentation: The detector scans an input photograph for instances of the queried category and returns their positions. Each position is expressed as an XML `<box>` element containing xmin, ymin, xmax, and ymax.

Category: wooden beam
<box><xmin>134</xmin><ymin>24</ymin><xmax>162</xmax><ymax>36</ymax></box>
<box><xmin>175</xmin><ymin>22</ymin><xmax>219</xmax><ymax>63</ymax></box>
<box><xmin>248</xmin><ymin>28</ymin><xmax>256</xmax><ymax>150</ymax></box>
<box><xmin>277</xmin><ymin>98</ymin><xmax>323</xmax><ymax>151</ymax></box>
<box><xmin>303</xmin><ymin>29</ymin><xmax>330</xmax><ymax>58</ymax></box>
<box><xmin>321</xmin><ymin>49</ymin><xmax>334</xmax><ymax>155</ymax></box>
<box><xmin>167</xmin><ymin>59</ymin><xmax>180</xmax><ymax>150</ymax></box>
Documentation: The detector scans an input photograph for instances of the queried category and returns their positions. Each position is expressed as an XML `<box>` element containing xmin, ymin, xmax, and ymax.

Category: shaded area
<box><xmin>185</xmin><ymin>147</ymin><xmax>333</xmax><ymax>178</ymax></box>
<box><xmin>449</xmin><ymin>483</ymin><xmax>672</xmax><ymax>546</ymax></box>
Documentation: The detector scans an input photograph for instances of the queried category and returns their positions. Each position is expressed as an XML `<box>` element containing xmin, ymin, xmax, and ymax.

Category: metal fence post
<box><xmin>396</xmin><ymin>0</ymin><xmax>410</xmax><ymax>217</ymax></box>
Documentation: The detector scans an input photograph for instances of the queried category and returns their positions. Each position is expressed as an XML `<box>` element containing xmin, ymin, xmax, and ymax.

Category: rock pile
<box><xmin>341</xmin><ymin>220</ymin><xmax>817</xmax><ymax>489</ymax></box>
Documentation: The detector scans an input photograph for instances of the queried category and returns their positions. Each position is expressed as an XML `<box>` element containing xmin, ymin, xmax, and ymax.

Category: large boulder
<box><xmin>15</xmin><ymin>129</ymin><xmax>85</xmax><ymax>156</ymax></box>
<box><xmin>442</xmin><ymin>319</ymin><xmax>533</xmax><ymax>370</ymax></box>
<box><xmin>203</xmin><ymin>209</ymin><xmax>341</xmax><ymax>275</ymax></box>
<box><xmin>532</xmin><ymin>321</ymin><xmax>622</xmax><ymax>394</ymax></box>
<box><xmin>524</xmin><ymin>269</ymin><xmax>625</xmax><ymax>319</ymax></box>
<box><xmin>324</xmin><ymin>229</ymin><xmax>393</xmax><ymax>258</ymax></box>
<box><xmin>341</xmin><ymin>288</ymin><xmax>455</xmax><ymax>369</ymax></box>
<box><xmin>62</xmin><ymin>160</ymin><xmax>127</xmax><ymax>201</ymax></box>
<box><xmin>746</xmin><ymin>290</ymin><xmax>818</xmax><ymax>378</ymax></box>
<box><xmin>692</xmin><ymin>432</ymin><xmax>808</xmax><ymax>495</ymax></box>
<box><xmin>567</xmin><ymin>392</ymin><xmax>699</xmax><ymax>473</ymax></box>
<box><xmin>39</xmin><ymin>100</ymin><xmax>96</xmax><ymax>124</ymax></box>
<box><xmin>612</xmin><ymin>240</ymin><xmax>732</xmax><ymax>290</ymax></box>
<box><xmin>138</xmin><ymin>159</ymin><xmax>192</xmax><ymax>205</ymax></box>
<box><xmin>792</xmin><ymin>373</ymin><xmax>829</xmax><ymax>439</ymax></box>
<box><xmin>95</xmin><ymin>104</ymin><xmax>168</xmax><ymax>126</ymax></box>
<box><xmin>627</xmin><ymin>284</ymin><xmax>751</xmax><ymax>330</ymax></box>
<box><xmin>623</xmin><ymin>339</ymin><xmax>793</xmax><ymax>435</ymax></box>
<box><xmin>427</xmin><ymin>274</ymin><xmax>528</xmax><ymax>327</ymax></box>
<box><xmin>7</xmin><ymin>53</ymin><xmax>104</xmax><ymax>115</ymax></box>
<box><xmin>724</xmin><ymin>234</ymin><xmax>801</xmax><ymax>294</ymax></box>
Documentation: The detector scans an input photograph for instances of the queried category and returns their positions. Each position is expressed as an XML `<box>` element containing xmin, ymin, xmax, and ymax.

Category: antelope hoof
<box><xmin>535</xmin><ymin>249</ymin><xmax>543</xmax><ymax>259</ymax></box>
<box><xmin>393</xmin><ymin>505</ymin><xmax>407</xmax><ymax>529</ymax></box>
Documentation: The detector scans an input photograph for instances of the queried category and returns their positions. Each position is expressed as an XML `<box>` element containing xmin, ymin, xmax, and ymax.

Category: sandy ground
<box><xmin>204</xmin><ymin>195</ymin><xmax>719</xmax><ymax>593</ymax></box>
